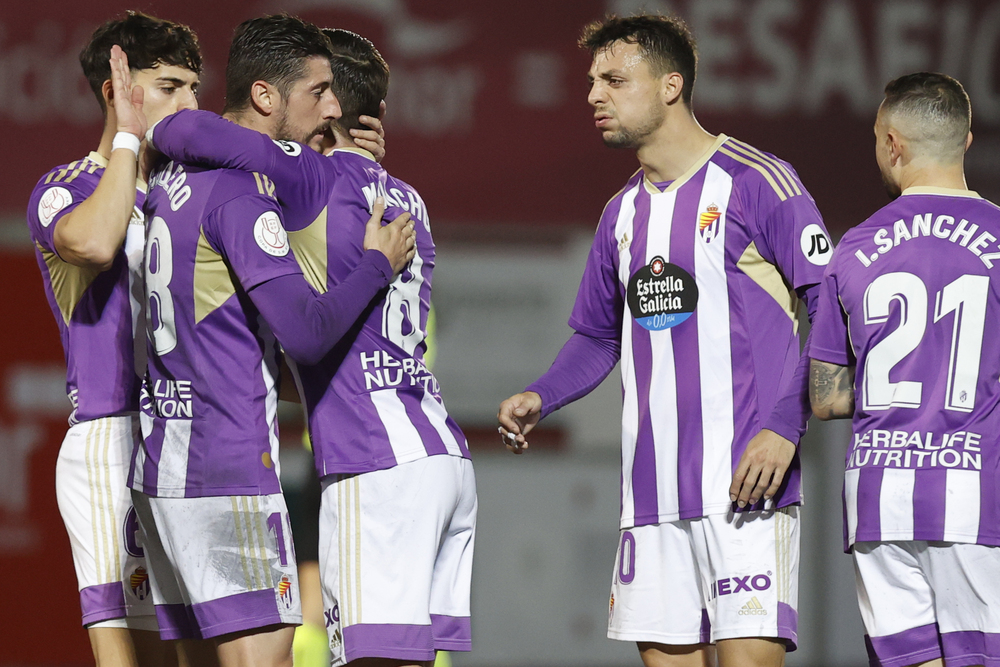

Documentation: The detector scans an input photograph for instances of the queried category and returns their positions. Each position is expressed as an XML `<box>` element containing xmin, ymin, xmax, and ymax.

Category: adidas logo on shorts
<box><xmin>738</xmin><ymin>596</ymin><xmax>768</xmax><ymax>616</ymax></box>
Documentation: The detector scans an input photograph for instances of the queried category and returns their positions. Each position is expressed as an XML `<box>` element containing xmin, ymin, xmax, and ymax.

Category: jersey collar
<box><xmin>901</xmin><ymin>185</ymin><xmax>981</xmax><ymax>199</ymax></box>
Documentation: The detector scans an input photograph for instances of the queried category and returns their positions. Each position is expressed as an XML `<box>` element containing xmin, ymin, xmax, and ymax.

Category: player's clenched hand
<box><xmin>729</xmin><ymin>429</ymin><xmax>796</xmax><ymax>509</ymax></box>
<box><xmin>497</xmin><ymin>392</ymin><xmax>542</xmax><ymax>455</ymax></box>
<box><xmin>109</xmin><ymin>45</ymin><xmax>146</xmax><ymax>140</ymax></box>
<box><xmin>351</xmin><ymin>103</ymin><xmax>386</xmax><ymax>162</ymax></box>
<box><xmin>364</xmin><ymin>196</ymin><xmax>415</xmax><ymax>275</ymax></box>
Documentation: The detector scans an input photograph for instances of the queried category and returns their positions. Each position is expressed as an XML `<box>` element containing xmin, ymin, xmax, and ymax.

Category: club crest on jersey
<box><xmin>626</xmin><ymin>256</ymin><xmax>699</xmax><ymax>331</ymax></box>
<box><xmin>38</xmin><ymin>186</ymin><xmax>72</xmax><ymax>228</ymax></box>
<box><xmin>277</xmin><ymin>575</ymin><xmax>293</xmax><ymax>609</ymax></box>
<box><xmin>698</xmin><ymin>203</ymin><xmax>722</xmax><ymax>243</ymax></box>
<box><xmin>254</xmin><ymin>211</ymin><xmax>290</xmax><ymax>257</ymax></box>
<box><xmin>272</xmin><ymin>139</ymin><xmax>302</xmax><ymax>157</ymax></box>
<box><xmin>129</xmin><ymin>566</ymin><xmax>150</xmax><ymax>600</ymax></box>
<box><xmin>800</xmin><ymin>223</ymin><xmax>832</xmax><ymax>265</ymax></box>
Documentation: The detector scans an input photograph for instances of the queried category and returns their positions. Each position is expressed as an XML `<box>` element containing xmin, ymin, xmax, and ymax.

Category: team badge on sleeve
<box><xmin>254</xmin><ymin>211</ymin><xmax>290</xmax><ymax>257</ymax></box>
<box><xmin>38</xmin><ymin>186</ymin><xmax>72</xmax><ymax>227</ymax></box>
<box><xmin>626</xmin><ymin>256</ymin><xmax>699</xmax><ymax>331</ymax></box>
<box><xmin>800</xmin><ymin>223</ymin><xmax>832</xmax><ymax>265</ymax></box>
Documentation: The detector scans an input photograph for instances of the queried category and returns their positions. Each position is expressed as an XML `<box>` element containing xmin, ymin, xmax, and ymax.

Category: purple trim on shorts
<box><xmin>941</xmin><ymin>630</ymin><xmax>1000</xmax><ymax>667</ymax></box>
<box><xmin>80</xmin><ymin>582</ymin><xmax>127</xmax><ymax>626</ymax></box>
<box><xmin>430</xmin><ymin>614</ymin><xmax>471</xmax><ymax>651</ymax></box>
<box><xmin>190</xmin><ymin>589</ymin><xmax>292</xmax><ymax>639</ymax></box>
<box><xmin>865</xmin><ymin>623</ymin><xmax>942</xmax><ymax>667</ymax></box>
<box><xmin>343</xmin><ymin>623</ymin><xmax>435</xmax><ymax>663</ymax></box>
<box><xmin>155</xmin><ymin>603</ymin><xmax>200</xmax><ymax>640</ymax></box>
<box><xmin>777</xmin><ymin>602</ymin><xmax>798</xmax><ymax>652</ymax></box>
<box><xmin>700</xmin><ymin>609</ymin><xmax>711</xmax><ymax>644</ymax></box>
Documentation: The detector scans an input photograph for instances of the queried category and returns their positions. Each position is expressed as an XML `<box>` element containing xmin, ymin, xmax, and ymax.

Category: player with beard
<box><xmin>128</xmin><ymin>16</ymin><xmax>414</xmax><ymax>667</ymax></box>
<box><xmin>25</xmin><ymin>12</ymin><xmax>201</xmax><ymax>667</ymax></box>
<box><xmin>810</xmin><ymin>73</ymin><xmax>1000</xmax><ymax>667</ymax></box>
<box><xmin>498</xmin><ymin>14</ymin><xmax>832</xmax><ymax>667</ymax></box>
<box><xmin>142</xmin><ymin>26</ymin><xmax>475</xmax><ymax>667</ymax></box>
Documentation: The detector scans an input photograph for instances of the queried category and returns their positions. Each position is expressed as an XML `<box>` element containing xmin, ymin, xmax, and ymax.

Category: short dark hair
<box><xmin>322</xmin><ymin>29</ymin><xmax>389</xmax><ymax>135</ymax></box>
<box><xmin>224</xmin><ymin>14</ymin><xmax>333</xmax><ymax>114</ymax></box>
<box><xmin>80</xmin><ymin>11</ymin><xmax>202</xmax><ymax>113</ymax></box>
<box><xmin>579</xmin><ymin>14</ymin><xmax>697</xmax><ymax>106</ymax></box>
<box><xmin>882</xmin><ymin>72</ymin><xmax>971</xmax><ymax>158</ymax></box>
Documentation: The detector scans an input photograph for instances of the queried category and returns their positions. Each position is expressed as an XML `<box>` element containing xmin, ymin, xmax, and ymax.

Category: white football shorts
<box><xmin>131</xmin><ymin>490</ymin><xmax>301</xmax><ymax>640</ymax></box>
<box><xmin>56</xmin><ymin>415</ymin><xmax>157</xmax><ymax>630</ymax></box>
<box><xmin>608</xmin><ymin>506</ymin><xmax>799</xmax><ymax>649</ymax></box>
<box><xmin>319</xmin><ymin>455</ymin><xmax>477</xmax><ymax>666</ymax></box>
<box><xmin>854</xmin><ymin>540</ymin><xmax>1000</xmax><ymax>667</ymax></box>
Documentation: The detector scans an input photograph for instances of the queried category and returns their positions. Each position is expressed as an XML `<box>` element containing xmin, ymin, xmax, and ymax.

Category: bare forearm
<box><xmin>809</xmin><ymin>360</ymin><xmax>855</xmax><ymax>420</ymax></box>
<box><xmin>53</xmin><ymin>149</ymin><xmax>138</xmax><ymax>269</ymax></box>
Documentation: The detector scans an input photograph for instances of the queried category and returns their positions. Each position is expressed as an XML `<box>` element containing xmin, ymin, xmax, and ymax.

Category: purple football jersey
<box><xmin>811</xmin><ymin>187</ymin><xmax>1000</xmax><ymax>550</ymax></box>
<box><xmin>150</xmin><ymin>110</ymin><xmax>468</xmax><ymax>476</ymax></box>
<box><xmin>129</xmin><ymin>160</ymin><xmax>304</xmax><ymax>498</ymax></box>
<box><xmin>570</xmin><ymin>135</ymin><xmax>830</xmax><ymax>528</ymax></box>
<box><xmin>26</xmin><ymin>153</ymin><xmax>146</xmax><ymax>424</ymax></box>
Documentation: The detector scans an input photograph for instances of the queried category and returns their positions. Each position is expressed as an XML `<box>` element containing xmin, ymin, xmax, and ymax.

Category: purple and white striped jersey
<box><xmin>149</xmin><ymin>110</ymin><xmax>469</xmax><ymax>476</ymax></box>
<box><xmin>811</xmin><ymin>187</ymin><xmax>1000</xmax><ymax>550</ymax></box>
<box><xmin>129</xmin><ymin>161</ymin><xmax>302</xmax><ymax>498</ymax></box>
<box><xmin>26</xmin><ymin>153</ymin><xmax>146</xmax><ymax>424</ymax></box>
<box><xmin>571</xmin><ymin>135</ymin><xmax>830</xmax><ymax>528</ymax></box>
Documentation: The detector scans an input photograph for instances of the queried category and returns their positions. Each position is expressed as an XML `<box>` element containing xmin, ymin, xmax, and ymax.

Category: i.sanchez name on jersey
<box><xmin>130</xmin><ymin>159</ymin><xmax>305</xmax><ymax>498</ymax></box>
<box><xmin>26</xmin><ymin>153</ymin><xmax>147</xmax><ymax>425</ymax></box>
<box><xmin>571</xmin><ymin>134</ymin><xmax>832</xmax><ymax>529</ymax></box>
<box><xmin>149</xmin><ymin>109</ymin><xmax>469</xmax><ymax>476</ymax></box>
<box><xmin>812</xmin><ymin>187</ymin><xmax>1000</xmax><ymax>551</ymax></box>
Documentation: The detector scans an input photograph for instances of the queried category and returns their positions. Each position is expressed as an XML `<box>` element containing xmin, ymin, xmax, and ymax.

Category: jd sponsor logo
<box><xmin>626</xmin><ymin>256</ymin><xmax>699</xmax><ymax>331</ymax></box>
<box><xmin>324</xmin><ymin>605</ymin><xmax>341</xmax><ymax>628</ymax></box>
<box><xmin>800</xmin><ymin>223</ymin><xmax>832</xmax><ymax>265</ymax></box>
<box><xmin>739</xmin><ymin>596</ymin><xmax>768</xmax><ymax>616</ymax></box>
<box><xmin>710</xmin><ymin>571</ymin><xmax>772</xmax><ymax>599</ymax></box>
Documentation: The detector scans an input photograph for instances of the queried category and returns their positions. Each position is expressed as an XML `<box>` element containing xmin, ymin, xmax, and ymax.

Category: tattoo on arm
<box><xmin>810</xmin><ymin>360</ymin><xmax>855</xmax><ymax>420</ymax></box>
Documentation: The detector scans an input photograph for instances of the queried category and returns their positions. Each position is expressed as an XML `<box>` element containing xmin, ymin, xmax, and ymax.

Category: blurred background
<box><xmin>2</xmin><ymin>0</ymin><xmax>999</xmax><ymax>665</ymax></box>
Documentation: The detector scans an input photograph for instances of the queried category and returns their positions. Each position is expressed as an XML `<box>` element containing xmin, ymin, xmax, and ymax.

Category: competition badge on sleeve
<box><xmin>626</xmin><ymin>256</ymin><xmax>699</xmax><ymax>331</ymax></box>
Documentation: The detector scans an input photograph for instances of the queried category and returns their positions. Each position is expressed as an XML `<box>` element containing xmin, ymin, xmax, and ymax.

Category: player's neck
<box><xmin>95</xmin><ymin>114</ymin><xmax>118</xmax><ymax>161</ymax></box>
<box><xmin>223</xmin><ymin>110</ymin><xmax>276</xmax><ymax>139</ymax></box>
<box><xmin>636</xmin><ymin>112</ymin><xmax>717</xmax><ymax>183</ymax></box>
<box><xmin>898</xmin><ymin>161</ymin><xmax>969</xmax><ymax>193</ymax></box>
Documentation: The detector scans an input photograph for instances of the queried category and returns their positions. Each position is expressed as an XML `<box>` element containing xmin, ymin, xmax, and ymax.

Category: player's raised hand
<box><xmin>729</xmin><ymin>428</ymin><xmax>796</xmax><ymax>509</ymax></box>
<box><xmin>109</xmin><ymin>45</ymin><xmax>146</xmax><ymax>140</ymax></box>
<box><xmin>497</xmin><ymin>391</ymin><xmax>542</xmax><ymax>455</ymax></box>
<box><xmin>364</xmin><ymin>196</ymin><xmax>415</xmax><ymax>275</ymax></box>
<box><xmin>351</xmin><ymin>101</ymin><xmax>386</xmax><ymax>162</ymax></box>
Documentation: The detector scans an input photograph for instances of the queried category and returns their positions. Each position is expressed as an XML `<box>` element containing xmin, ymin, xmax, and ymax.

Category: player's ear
<box><xmin>662</xmin><ymin>72</ymin><xmax>684</xmax><ymax>106</ymax></box>
<box><xmin>965</xmin><ymin>131</ymin><xmax>973</xmax><ymax>152</ymax></box>
<box><xmin>250</xmin><ymin>80</ymin><xmax>277</xmax><ymax>116</ymax></box>
<box><xmin>886</xmin><ymin>128</ymin><xmax>904</xmax><ymax>166</ymax></box>
<box><xmin>101</xmin><ymin>79</ymin><xmax>114</xmax><ymax>107</ymax></box>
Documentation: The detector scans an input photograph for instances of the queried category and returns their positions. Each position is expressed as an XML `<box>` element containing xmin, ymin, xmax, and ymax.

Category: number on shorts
<box><xmin>123</xmin><ymin>506</ymin><xmax>144</xmax><ymax>558</ymax></box>
<box><xmin>618</xmin><ymin>531</ymin><xmax>636</xmax><ymax>584</ymax></box>
<box><xmin>267</xmin><ymin>512</ymin><xmax>288</xmax><ymax>567</ymax></box>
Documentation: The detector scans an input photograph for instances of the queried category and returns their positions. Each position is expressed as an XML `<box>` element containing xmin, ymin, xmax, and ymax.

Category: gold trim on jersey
<box><xmin>193</xmin><ymin>229</ymin><xmax>238</xmax><ymax>324</ymax></box>
<box><xmin>737</xmin><ymin>241</ymin><xmax>798</xmax><ymax>331</ymax></box>
<box><xmin>643</xmin><ymin>134</ymin><xmax>730</xmax><ymax>195</ymax></box>
<box><xmin>901</xmin><ymin>186</ymin><xmax>982</xmax><ymax>199</ymax></box>
<box><xmin>84</xmin><ymin>151</ymin><xmax>147</xmax><ymax>192</ymax></box>
<box><xmin>287</xmin><ymin>209</ymin><xmax>329</xmax><ymax>294</ymax></box>
<box><xmin>330</xmin><ymin>147</ymin><xmax>376</xmax><ymax>162</ymax></box>
<box><xmin>38</xmin><ymin>243</ymin><xmax>101</xmax><ymax>325</ymax></box>
<box><xmin>725</xmin><ymin>140</ymin><xmax>802</xmax><ymax>197</ymax></box>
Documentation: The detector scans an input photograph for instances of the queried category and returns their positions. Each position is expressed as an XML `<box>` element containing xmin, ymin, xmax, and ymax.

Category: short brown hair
<box><xmin>322</xmin><ymin>29</ymin><xmax>389</xmax><ymax>135</ymax></box>
<box><xmin>882</xmin><ymin>72</ymin><xmax>971</xmax><ymax>160</ymax></box>
<box><xmin>579</xmin><ymin>14</ymin><xmax>697</xmax><ymax>105</ymax></box>
<box><xmin>80</xmin><ymin>11</ymin><xmax>202</xmax><ymax>113</ymax></box>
